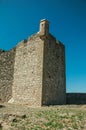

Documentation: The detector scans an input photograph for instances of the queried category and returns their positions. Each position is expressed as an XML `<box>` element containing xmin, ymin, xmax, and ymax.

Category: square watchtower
<box><xmin>8</xmin><ymin>19</ymin><xmax>66</xmax><ymax>106</ymax></box>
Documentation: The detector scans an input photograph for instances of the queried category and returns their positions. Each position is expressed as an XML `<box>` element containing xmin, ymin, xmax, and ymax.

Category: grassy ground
<box><xmin>0</xmin><ymin>103</ymin><xmax>86</xmax><ymax>130</ymax></box>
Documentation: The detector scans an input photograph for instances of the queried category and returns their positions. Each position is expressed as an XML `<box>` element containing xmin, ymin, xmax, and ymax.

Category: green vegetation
<box><xmin>0</xmin><ymin>104</ymin><xmax>86</xmax><ymax>130</ymax></box>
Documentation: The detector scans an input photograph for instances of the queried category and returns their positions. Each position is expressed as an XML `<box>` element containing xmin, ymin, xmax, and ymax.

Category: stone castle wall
<box><xmin>42</xmin><ymin>35</ymin><xmax>66</xmax><ymax>105</ymax></box>
<box><xmin>0</xmin><ymin>33</ymin><xmax>66</xmax><ymax>106</ymax></box>
<box><xmin>12</xmin><ymin>34</ymin><xmax>44</xmax><ymax>106</ymax></box>
<box><xmin>0</xmin><ymin>40</ymin><xmax>86</xmax><ymax>105</ymax></box>
<box><xmin>0</xmin><ymin>20</ymin><xmax>67</xmax><ymax>106</ymax></box>
<box><xmin>11</xmin><ymin>33</ymin><xmax>66</xmax><ymax>106</ymax></box>
<box><xmin>1</xmin><ymin>19</ymin><xmax>85</xmax><ymax>106</ymax></box>
<box><xmin>66</xmin><ymin>93</ymin><xmax>86</xmax><ymax>104</ymax></box>
<box><xmin>0</xmin><ymin>49</ymin><xmax>16</xmax><ymax>102</ymax></box>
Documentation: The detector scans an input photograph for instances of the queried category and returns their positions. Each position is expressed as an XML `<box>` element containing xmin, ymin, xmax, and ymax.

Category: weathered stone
<box><xmin>0</xmin><ymin>19</ymin><xmax>66</xmax><ymax>106</ymax></box>
<box><xmin>0</xmin><ymin>49</ymin><xmax>16</xmax><ymax>102</ymax></box>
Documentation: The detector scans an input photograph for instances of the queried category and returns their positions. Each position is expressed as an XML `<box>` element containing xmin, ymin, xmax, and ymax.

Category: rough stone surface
<box><xmin>0</xmin><ymin>19</ymin><xmax>66</xmax><ymax>106</ymax></box>
<box><xmin>12</xmin><ymin>35</ymin><xmax>44</xmax><ymax>106</ymax></box>
<box><xmin>42</xmin><ymin>34</ymin><xmax>66</xmax><ymax>105</ymax></box>
<box><xmin>0</xmin><ymin>49</ymin><xmax>16</xmax><ymax>102</ymax></box>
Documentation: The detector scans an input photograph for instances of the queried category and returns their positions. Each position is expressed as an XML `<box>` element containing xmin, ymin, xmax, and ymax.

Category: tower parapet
<box><xmin>39</xmin><ymin>19</ymin><xmax>49</xmax><ymax>36</ymax></box>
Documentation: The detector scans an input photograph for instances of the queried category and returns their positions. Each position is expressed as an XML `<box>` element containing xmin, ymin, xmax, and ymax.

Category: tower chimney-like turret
<box><xmin>39</xmin><ymin>19</ymin><xmax>49</xmax><ymax>36</ymax></box>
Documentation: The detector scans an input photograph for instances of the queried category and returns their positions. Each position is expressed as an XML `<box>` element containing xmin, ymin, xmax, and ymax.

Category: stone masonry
<box><xmin>0</xmin><ymin>19</ymin><xmax>66</xmax><ymax>106</ymax></box>
<box><xmin>0</xmin><ymin>49</ymin><xmax>16</xmax><ymax>102</ymax></box>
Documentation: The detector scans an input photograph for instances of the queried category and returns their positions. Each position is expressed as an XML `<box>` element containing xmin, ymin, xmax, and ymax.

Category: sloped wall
<box><xmin>0</xmin><ymin>49</ymin><xmax>16</xmax><ymax>102</ymax></box>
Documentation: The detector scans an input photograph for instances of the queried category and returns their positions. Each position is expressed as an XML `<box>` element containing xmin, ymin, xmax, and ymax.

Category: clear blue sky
<box><xmin>0</xmin><ymin>0</ymin><xmax>86</xmax><ymax>92</ymax></box>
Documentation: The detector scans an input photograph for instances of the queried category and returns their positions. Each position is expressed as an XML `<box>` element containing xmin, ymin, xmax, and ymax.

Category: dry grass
<box><xmin>0</xmin><ymin>103</ymin><xmax>86</xmax><ymax>130</ymax></box>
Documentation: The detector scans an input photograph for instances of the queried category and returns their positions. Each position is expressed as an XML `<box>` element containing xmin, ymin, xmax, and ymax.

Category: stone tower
<box><xmin>40</xmin><ymin>19</ymin><xmax>49</xmax><ymax>35</ymax></box>
<box><xmin>0</xmin><ymin>19</ymin><xmax>66</xmax><ymax>106</ymax></box>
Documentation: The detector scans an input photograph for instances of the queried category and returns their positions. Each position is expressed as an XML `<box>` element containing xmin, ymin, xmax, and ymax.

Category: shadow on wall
<box><xmin>0</xmin><ymin>48</ymin><xmax>16</xmax><ymax>102</ymax></box>
<box><xmin>66</xmin><ymin>93</ymin><xmax>86</xmax><ymax>105</ymax></box>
